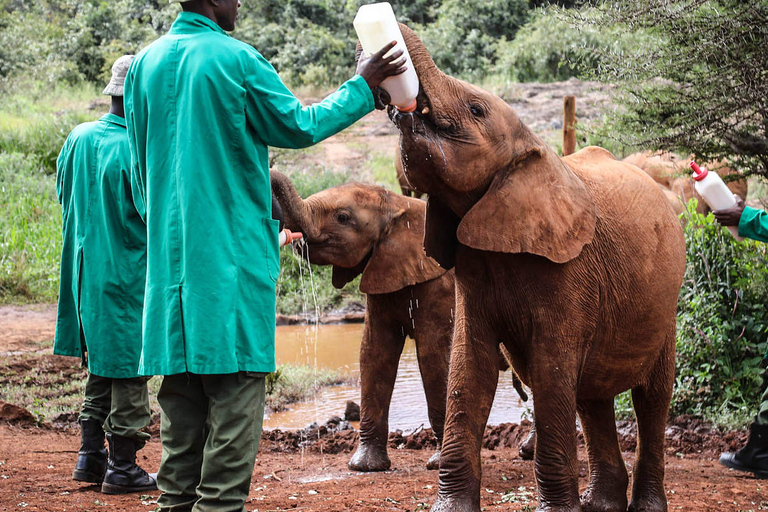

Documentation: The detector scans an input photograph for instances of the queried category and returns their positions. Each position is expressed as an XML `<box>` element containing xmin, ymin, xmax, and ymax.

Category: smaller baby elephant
<box><xmin>271</xmin><ymin>170</ymin><xmax>453</xmax><ymax>472</ymax></box>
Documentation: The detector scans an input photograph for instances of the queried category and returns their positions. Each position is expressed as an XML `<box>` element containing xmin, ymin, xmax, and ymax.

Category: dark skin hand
<box><xmin>356</xmin><ymin>41</ymin><xmax>407</xmax><ymax>109</ymax></box>
<box><xmin>713</xmin><ymin>194</ymin><xmax>746</xmax><ymax>226</ymax></box>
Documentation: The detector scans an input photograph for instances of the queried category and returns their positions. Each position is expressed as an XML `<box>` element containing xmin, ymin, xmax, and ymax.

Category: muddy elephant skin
<box><xmin>389</xmin><ymin>24</ymin><xmax>687</xmax><ymax>512</ymax></box>
<box><xmin>271</xmin><ymin>170</ymin><xmax>453</xmax><ymax>472</ymax></box>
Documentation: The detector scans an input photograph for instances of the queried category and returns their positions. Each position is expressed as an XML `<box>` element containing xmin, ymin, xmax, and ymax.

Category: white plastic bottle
<box><xmin>691</xmin><ymin>161</ymin><xmax>743</xmax><ymax>240</ymax></box>
<box><xmin>353</xmin><ymin>2</ymin><xmax>419</xmax><ymax>112</ymax></box>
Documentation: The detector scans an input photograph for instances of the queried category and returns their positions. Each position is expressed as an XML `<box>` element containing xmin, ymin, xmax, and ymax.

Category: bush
<box><xmin>494</xmin><ymin>8</ymin><xmax>655</xmax><ymax>83</ymax></box>
<box><xmin>673</xmin><ymin>200</ymin><xmax>768</xmax><ymax>426</ymax></box>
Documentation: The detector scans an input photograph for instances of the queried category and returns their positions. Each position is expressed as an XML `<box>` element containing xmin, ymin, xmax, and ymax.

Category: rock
<box><xmin>344</xmin><ymin>401</ymin><xmax>360</xmax><ymax>422</ymax></box>
<box><xmin>0</xmin><ymin>400</ymin><xmax>38</xmax><ymax>426</ymax></box>
<box><xmin>325</xmin><ymin>416</ymin><xmax>342</xmax><ymax>428</ymax></box>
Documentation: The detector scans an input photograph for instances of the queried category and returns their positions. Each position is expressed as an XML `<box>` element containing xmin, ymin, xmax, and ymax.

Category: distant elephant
<box><xmin>623</xmin><ymin>151</ymin><xmax>748</xmax><ymax>215</ymax></box>
<box><xmin>388</xmin><ymin>24</ymin><xmax>686</xmax><ymax>512</ymax></box>
<box><xmin>270</xmin><ymin>170</ymin><xmax>452</xmax><ymax>472</ymax></box>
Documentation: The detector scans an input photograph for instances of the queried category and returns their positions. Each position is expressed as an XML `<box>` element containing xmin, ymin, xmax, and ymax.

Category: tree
<box><xmin>585</xmin><ymin>0</ymin><xmax>768</xmax><ymax>178</ymax></box>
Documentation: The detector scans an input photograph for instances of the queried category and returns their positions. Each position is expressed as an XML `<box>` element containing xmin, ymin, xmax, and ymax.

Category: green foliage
<box><xmin>419</xmin><ymin>0</ymin><xmax>530</xmax><ymax>81</ymax></box>
<box><xmin>586</xmin><ymin>0</ymin><xmax>768</xmax><ymax>179</ymax></box>
<box><xmin>0</xmin><ymin>152</ymin><xmax>62</xmax><ymax>303</ymax></box>
<box><xmin>673</xmin><ymin>200</ymin><xmax>768</xmax><ymax>427</ymax></box>
<box><xmin>494</xmin><ymin>8</ymin><xmax>654</xmax><ymax>83</ymax></box>
<box><xmin>265</xmin><ymin>363</ymin><xmax>349</xmax><ymax>413</ymax></box>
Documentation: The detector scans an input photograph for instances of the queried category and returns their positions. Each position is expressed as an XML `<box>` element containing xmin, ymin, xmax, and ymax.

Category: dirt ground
<box><xmin>2</xmin><ymin>306</ymin><xmax>768</xmax><ymax>512</ymax></box>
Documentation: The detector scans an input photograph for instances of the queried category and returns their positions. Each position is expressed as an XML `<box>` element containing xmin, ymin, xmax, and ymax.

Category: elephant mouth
<box><xmin>388</xmin><ymin>88</ymin><xmax>433</xmax><ymax>135</ymax></box>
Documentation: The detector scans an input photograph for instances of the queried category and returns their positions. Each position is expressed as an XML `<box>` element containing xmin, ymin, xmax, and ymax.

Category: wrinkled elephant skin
<box><xmin>391</xmin><ymin>24</ymin><xmax>687</xmax><ymax>512</ymax></box>
<box><xmin>270</xmin><ymin>171</ymin><xmax>453</xmax><ymax>472</ymax></box>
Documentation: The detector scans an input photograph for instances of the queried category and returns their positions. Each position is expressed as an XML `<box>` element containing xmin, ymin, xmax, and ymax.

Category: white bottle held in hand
<box><xmin>691</xmin><ymin>161</ymin><xmax>743</xmax><ymax>241</ymax></box>
<box><xmin>354</xmin><ymin>2</ymin><xmax>419</xmax><ymax>112</ymax></box>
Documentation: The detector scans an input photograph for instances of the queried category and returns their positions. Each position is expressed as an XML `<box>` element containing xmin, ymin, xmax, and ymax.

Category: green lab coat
<box><xmin>54</xmin><ymin>114</ymin><xmax>147</xmax><ymax>378</ymax></box>
<box><xmin>124</xmin><ymin>12</ymin><xmax>374</xmax><ymax>376</ymax></box>
<box><xmin>739</xmin><ymin>206</ymin><xmax>768</xmax><ymax>243</ymax></box>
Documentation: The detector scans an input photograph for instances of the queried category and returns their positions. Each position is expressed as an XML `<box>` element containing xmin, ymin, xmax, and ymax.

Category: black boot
<box><xmin>72</xmin><ymin>419</ymin><xmax>107</xmax><ymax>483</ymax></box>
<box><xmin>719</xmin><ymin>422</ymin><xmax>768</xmax><ymax>478</ymax></box>
<box><xmin>101</xmin><ymin>433</ymin><xmax>157</xmax><ymax>494</ymax></box>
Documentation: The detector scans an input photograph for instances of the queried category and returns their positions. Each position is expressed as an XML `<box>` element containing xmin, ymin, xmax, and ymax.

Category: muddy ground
<box><xmin>2</xmin><ymin>305</ymin><xmax>768</xmax><ymax>511</ymax></box>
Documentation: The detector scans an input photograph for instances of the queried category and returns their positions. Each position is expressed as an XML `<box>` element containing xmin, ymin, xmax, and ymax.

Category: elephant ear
<box><xmin>359</xmin><ymin>200</ymin><xmax>447</xmax><ymax>294</ymax></box>
<box><xmin>457</xmin><ymin>149</ymin><xmax>596</xmax><ymax>264</ymax></box>
<box><xmin>424</xmin><ymin>196</ymin><xmax>461</xmax><ymax>270</ymax></box>
<box><xmin>331</xmin><ymin>256</ymin><xmax>370</xmax><ymax>289</ymax></box>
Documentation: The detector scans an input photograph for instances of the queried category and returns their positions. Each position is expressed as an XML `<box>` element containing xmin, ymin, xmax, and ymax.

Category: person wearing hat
<box><xmin>123</xmin><ymin>0</ymin><xmax>406</xmax><ymax>509</ymax></box>
<box><xmin>54</xmin><ymin>54</ymin><xmax>157</xmax><ymax>495</ymax></box>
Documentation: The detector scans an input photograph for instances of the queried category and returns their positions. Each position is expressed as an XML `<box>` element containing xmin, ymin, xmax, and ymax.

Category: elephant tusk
<box><xmin>421</xmin><ymin>107</ymin><xmax>430</xmax><ymax>115</ymax></box>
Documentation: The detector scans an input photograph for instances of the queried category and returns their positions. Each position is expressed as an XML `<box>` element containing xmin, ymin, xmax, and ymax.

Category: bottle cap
<box><xmin>690</xmin><ymin>161</ymin><xmax>708</xmax><ymax>181</ymax></box>
<box><xmin>398</xmin><ymin>99</ymin><xmax>418</xmax><ymax>113</ymax></box>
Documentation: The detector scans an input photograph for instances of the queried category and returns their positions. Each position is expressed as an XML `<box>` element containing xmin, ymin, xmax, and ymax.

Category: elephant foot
<box><xmin>628</xmin><ymin>495</ymin><xmax>667</xmax><ymax>512</ymax></box>
<box><xmin>426</xmin><ymin>449</ymin><xmax>440</xmax><ymax>470</ymax></box>
<box><xmin>430</xmin><ymin>493</ymin><xmax>479</xmax><ymax>512</ymax></box>
<box><xmin>580</xmin><ymin>487</ymin><xmax>628</xmax><ymax>512</ymax></box>
<box><xmin>519</xmin><ymin>426</ymin><xmax>535</xmax><ymax>460</ymax></box>
<box><xmin>535</xmin><ymin>504</ymin><xmax>580</xmax><ymax>512</ymax></box>
<box><xmin>348</xmin><ymin>443</ymin><xmax>391</xmax><ymax>472</ymax></box>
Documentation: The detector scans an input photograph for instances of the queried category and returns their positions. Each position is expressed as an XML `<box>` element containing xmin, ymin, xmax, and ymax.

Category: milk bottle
<box><xmin>354</xmin><ymin>2</ymin><xmax>419</xmax><ymax>112</ymax></box>
<box><xmin>691</xmin><ymin>161</ymin><xmax>743</xmax><ymax>240</ymax></box>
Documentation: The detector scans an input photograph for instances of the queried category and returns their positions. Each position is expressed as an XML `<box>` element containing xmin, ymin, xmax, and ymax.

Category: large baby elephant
<box><xmin>270</xmin><ymin>170</ymin><xmax>453</xmax><ymax>472</ymax></box>
<box><xmin>388</xmin><ymin>25</ymin><xmax>686</xmax><ymax>512</ymax></box>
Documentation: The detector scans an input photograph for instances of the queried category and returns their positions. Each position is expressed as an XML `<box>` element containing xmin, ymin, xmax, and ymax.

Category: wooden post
<box><xmin>563</xmin><ymin>95</ymin><xmax>576</xmax><ymax>156</ymax></box>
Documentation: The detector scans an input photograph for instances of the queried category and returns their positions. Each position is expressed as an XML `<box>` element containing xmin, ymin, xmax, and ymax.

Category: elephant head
<box><xmin>389</xmin><ymin>24</ymin><xmax>596</xmax><ymax>268</ymax></box>
<box><xmin>270</xmin><ymin>170</ymin><xmax>446</xmax><ymax>294</ymax></box>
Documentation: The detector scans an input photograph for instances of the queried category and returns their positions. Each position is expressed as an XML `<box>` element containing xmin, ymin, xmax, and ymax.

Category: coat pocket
<box><xmin>262</xmin><ymin>217</ymin><xmax>281</xmax><ymax>283</ymax></box>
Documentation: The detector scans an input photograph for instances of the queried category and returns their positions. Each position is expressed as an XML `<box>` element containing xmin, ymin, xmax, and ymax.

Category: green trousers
<box><xmin>156</xmin><ymin>372</ymin><xmax>266</xmax><ymax>512</ymax></box>
<box><xmin>79</xmin><ymin>372</ymin><xmax>151</xmax><ymax>441</ymax></box>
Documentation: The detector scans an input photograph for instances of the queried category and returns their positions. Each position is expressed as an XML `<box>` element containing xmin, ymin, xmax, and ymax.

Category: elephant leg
<box><xmin>414</xmin><ymin>331</ymin><xmax>450</xmax><ymax>470</ymax></box>
<box><xmin>349</xmin><ymin>320</ymin><xmax>405</xmax><ymax>472</ymax></box>
<box><xmin>518</xmin><ymin>414</ymin><xmax>535</xmax><ymax>460</ymax></box>
<box><xmin>577</xmin><ymin>398</ymin><xmax>628</xmax><ymax>512</ymax></box>
<box><xmin>530</xmin><ymin>357</ymin><xmax>580</xmax><ymax>512</ymax></box>
<box><xmin>431</xmin><ymin>315</ymin><xmax>499</xmax><ymax>512</ymax></box>
<box><xmin>629</xmin><ymin>338</ymin><xmax>674</xmax><ymax>512</ymax></box>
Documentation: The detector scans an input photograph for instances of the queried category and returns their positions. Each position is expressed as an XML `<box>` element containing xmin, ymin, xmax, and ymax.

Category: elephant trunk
<box><xmin>270</xmin><ymin>170</ymin><xmax>320</xmax><ymax>241</ymax></box>
<box><xmin>399</xmin><ymin>23</ymin><xmax>457</xmax><ymax>117</ymax></box>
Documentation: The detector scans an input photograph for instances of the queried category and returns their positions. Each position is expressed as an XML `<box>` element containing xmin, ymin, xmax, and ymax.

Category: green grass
<box><xmin>0</xmin><ymin>152</ymin><xmax>62</xmax><ymax>303</ymax></box>
<box><xmin>265</xmin><ymin>364</ymin><xmax>353</xmax><ymax>414</ymax></box>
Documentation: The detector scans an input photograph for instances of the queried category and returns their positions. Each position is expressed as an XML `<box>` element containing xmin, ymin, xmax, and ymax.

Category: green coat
<box><xmin>124</xmin><ymin>12</ymin><xmax>374</xmax><ymax>376</ymax></box>
<box><xmin>739</xmin><ymin>206</ymin><xmax>768</xmax><ymax>243</ymax></box>
<box><xmin>54</xmin><ymin>114</ymin><xmax>147</xmax><ymax>379</ymax></box>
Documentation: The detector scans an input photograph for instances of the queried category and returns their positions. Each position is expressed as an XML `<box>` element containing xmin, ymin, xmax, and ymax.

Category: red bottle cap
<box><xmin>690</xmin><ymin>161</ymin><xmax>708</xmax><ymax>181</ymax></box>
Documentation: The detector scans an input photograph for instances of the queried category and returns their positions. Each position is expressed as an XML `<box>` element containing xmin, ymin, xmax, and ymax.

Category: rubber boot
<box><xmin>719</xmin><ymin>422</ymin><xmax>768</xmax><ymax>478</ymax></box>
<box><xmin>101</xmin><ymin>433</ymin><xmax>157</xmax><ymax>494</ymax></box>
<box><xmin>72</xmin><ymin>419</ymin><xmax>108</xmax><ymax>483</ymax></box>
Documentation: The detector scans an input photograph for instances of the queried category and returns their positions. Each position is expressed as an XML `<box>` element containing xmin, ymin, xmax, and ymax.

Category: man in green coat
<box><xmin>55</xmin><ymin>55</ymin><xmax>157</xmax><ymax>495</ymax></box>
<box><xmin>124</xmin><ymin>0</ymin><xmax>405</xmax><ymax>509</ymax></box>
<box><xmin>715</xmin><ymin>196</ymin><xmax>768</xmax><ymax>477</ymax></box>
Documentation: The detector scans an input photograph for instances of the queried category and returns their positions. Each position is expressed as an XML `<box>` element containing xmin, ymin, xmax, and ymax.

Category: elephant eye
<box><xmin>336</xmin><ymin>212</ymin><xmax>350</xmax><ymax>223</ymax></box>
<box><xmin>469</xmin><ymin>103</ymin><xmax>485</xmax><ymax>117</ymax></box>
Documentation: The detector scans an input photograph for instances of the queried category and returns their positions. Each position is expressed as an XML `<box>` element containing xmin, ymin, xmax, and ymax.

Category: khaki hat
<box><xmin>102</xmin><ymin>55</ymin><xmax>134</xmax><ymax>97</ymax></box>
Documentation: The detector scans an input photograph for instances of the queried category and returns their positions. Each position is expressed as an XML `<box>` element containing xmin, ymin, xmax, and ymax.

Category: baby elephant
<box><xmin>271</xmin><ymin>170</ymin><xmax>453</xmax><ymax>471</ymax></box>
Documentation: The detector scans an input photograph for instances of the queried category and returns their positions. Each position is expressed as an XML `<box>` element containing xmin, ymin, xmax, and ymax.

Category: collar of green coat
<box><xmin>101</xmin><ymin>113</ymin><xmax>126</xmax><ymax>128</ymax></box>
<box><xmin>171</xmin><ymin>11</ymin><xmax>228</xmax><ymax>37</ymax></box>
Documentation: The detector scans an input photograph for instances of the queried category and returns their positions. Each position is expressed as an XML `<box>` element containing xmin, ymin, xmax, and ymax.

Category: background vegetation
<box><xmin>2</xmin><ymin>0</ymin><xmax>768</xmax><ymax>427</ymax></box>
